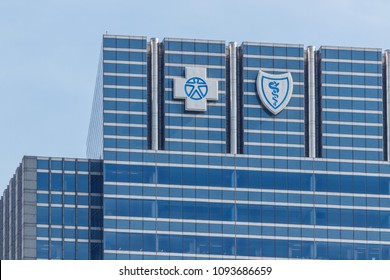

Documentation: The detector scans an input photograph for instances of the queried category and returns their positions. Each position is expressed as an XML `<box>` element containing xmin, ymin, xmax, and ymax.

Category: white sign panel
<box><xmin>173</xmin><ymin>67</ymin><xmax>218</xmax><ymax>111</ymax></box>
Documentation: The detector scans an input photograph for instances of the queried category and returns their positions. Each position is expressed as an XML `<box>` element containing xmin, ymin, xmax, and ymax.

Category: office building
<box><xmin>1</xmin><ymin>35</ymin><xmax>390</xmax><ymax>259</ymax></box>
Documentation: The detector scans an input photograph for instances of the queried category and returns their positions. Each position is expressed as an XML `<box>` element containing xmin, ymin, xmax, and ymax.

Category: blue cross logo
<box><xmin>173</xmin><ymin>67</ymin><xmax>218</xmax><ymax>112</ymax></box>
<box><xmin>184</xmin><ymin>77</ymin><xmax>208</xmax><ymax>100</ymax></box>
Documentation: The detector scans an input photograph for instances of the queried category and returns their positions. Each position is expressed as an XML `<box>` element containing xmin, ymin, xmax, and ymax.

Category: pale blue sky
<box><xmin>1</xmin><ymin>0</ymin><xmax>390</xmax><ymax>192</ymax></box>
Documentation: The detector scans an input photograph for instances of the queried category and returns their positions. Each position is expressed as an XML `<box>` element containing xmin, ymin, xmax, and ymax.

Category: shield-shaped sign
<box><xmin>256</xmin><ymin>70</ymin><xmax>294</xmax><ymax>115</ymax></box>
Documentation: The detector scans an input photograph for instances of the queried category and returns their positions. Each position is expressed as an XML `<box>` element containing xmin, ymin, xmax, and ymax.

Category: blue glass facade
<box><xmin>163</xmin><ymin>38</ymin><xmax>226</xmax><ymax>153</ymax></box>
<box><xmin>319</xmin><ymin>47</ymin><xmax>383</xmax><ymax>160</ymax></box>
<box><xmin>1</xmin><ymin>35</ymin><xmax>390</xmax><ymax>260</ymax></box>
<box><xmin>242</xmin><ymin>42</ymin><xmax>305</xmax><ymax>156</ymax></box>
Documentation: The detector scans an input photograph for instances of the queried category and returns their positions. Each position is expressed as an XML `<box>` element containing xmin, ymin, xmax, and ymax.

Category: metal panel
<box><xmin>229</xmin><ymin>42</ymin><xmax>238</xmax><ymax>154</ymax></box>
<box><xmin>307</xmin><ymin>46</ymin><xmax>316</xmax><ymax>158</ymax></box>
<box><xmin>385</xmin><ymin>50</ymin><xmax>390</xmax><ymax>161</ymax></box>
<box><xmin>151</xmin><ymin>38</ymin><xmax>159</xmax><ymax>150</ymax></box>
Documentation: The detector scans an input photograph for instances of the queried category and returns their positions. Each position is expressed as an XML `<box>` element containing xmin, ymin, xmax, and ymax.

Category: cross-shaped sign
<box><xmin>173</xmin><ymin>67</ymin><xmax>219</xmax><ymax>111</ymax></box>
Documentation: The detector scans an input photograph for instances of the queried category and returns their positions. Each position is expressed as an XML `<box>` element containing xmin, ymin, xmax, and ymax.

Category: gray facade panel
<box><xmin>22</xmin><ymin>156</ymin><xmax>37</xmax><ymax>260</ymax></box>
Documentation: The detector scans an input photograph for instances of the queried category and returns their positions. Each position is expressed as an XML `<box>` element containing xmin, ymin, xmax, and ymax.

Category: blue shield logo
<box><xmin>256</xmin><ymin>70</ymin><xmax>294</xmax><ymax>115</ymax></box>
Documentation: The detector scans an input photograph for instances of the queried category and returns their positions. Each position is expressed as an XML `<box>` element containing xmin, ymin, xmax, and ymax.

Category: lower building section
<box><xmin>1</xmin><ymin>154</ymin><xmax>390</xmax><ymax>260</ymax></box>
<box><xmin>1</xmin><ymin>156</ymin><xmax>104</xmax><ymax>260</ymax></box>
<box><xmin>100</xmin><ymin>151</ymin><xmax>390</xmax><ymax>260</ymax></box>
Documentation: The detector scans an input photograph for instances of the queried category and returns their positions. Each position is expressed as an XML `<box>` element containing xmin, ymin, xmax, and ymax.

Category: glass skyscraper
<box><xmin>1</xmin><ymin>35</ymin><xmax>390</xmax><ymax>260</ymax></box>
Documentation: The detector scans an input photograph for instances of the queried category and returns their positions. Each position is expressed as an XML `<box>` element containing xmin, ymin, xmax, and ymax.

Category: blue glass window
<box><xmin>77</xmin><ymin>208</ymin><xmax>89</xmax><ymax>226</ymax></box>
<box><xmin>77</xmin><ymin>175</ymin><xmax>89</xmax><ymax>193</ymax></box>
<box><xmin>77</xmin><ymin>161</ymin><xmax>89</xmax><ymax>171</ymax></box>
<box><xmin>50</xmin><ymin>241</ymin><xmax>62</xmax><ymax>259</ymax></box>
<box><xmin>37</xmin><ymin>240</ymin><xmax>49</xmax><ymax>259</ymax></box>
<box><xmin>77</xmin><ymin>242</ymin><xmax>89</xmax><ymax>260</ymax></box>
<box><xmin>37</xmin><ymin>160</ymin><xmax>49</xmax><ymax>169</ymax></box>
<box><xmin>64</xmin><ymin>161</ymin><xmax>75</xmax><ymax>171</ymax></box>
<box><xmin>37</xmin><ymin>173</ymin><xmax>49</xmax><ymax>190</ymax></box>
<box><xmin>64</xmin><ymin>174</ymin><xmax>76</xmax><ymax>192</ymax></box>
<box><xmin>64</xmin><ymin>208</ymin><xmax>76</xmax><ymax>226</ymax></box>
<box><xmin>51</xmin><ymin>173</ymin><xmax>63</xmax><ymax>191</ymax></box>
<box><xmin>91</xmin><ymin>175</ymin><xmax>103</xmax><ymax>193</ymax></box>
<box><xmin>37</xmin><ymin>206</ymin><xmax>49</xmax><ymax>224</ymax></box>
<box><xmin>64</xmin><ymin>242</ymin><xmax>76</xmax><ymax>260</ymax></box>
<box><xmin>51</xmin><ymin>207</ymin><xmax>63</xmax><ymax>225</ymax></box>
<box><xmin>51</xmin><ymin>160</ymin><xmax>63</xmax><ymax>170</ymax></box>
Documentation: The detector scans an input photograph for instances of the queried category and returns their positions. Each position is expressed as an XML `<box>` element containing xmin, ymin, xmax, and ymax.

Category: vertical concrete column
<box><xmin>229</xmin><ymin>42</ymin><xmax>238</xmax><ymax>154</ymax></box>
<box><xmin>151</xmin><ymin>38</ymin><xmax>159</xmax><ymax>150</ymax></box>
<box><xmin>22</xmin><ymin>156</ymin><xmax>37</xmax><ymax>259</ymax></box>
<box><xmin>307</xmin><ymin>46</ymin><xmax>316</xmax><ymax>158</ymax></box>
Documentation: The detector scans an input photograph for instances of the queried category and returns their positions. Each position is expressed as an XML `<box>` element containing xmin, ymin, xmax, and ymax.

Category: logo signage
<box><xmin>256</xmin><ymin>70</ymin><xmax>293</xmax><ymax>115</ymax></box>
<box><xmin>174</xmin><ymin>67</ymin><xmax>218</xmax><ymax>111</ymax></box>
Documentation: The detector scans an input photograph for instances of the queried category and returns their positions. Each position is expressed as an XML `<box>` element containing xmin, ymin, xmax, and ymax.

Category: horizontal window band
<box><xmin>36</xmin><ymin>191</ymin><xmax>99</xmax><ymax>196</ymax></box>
<box><xmin>103</xmin><ymin>229</ymin><xmax>390</xmax><ymax>245</ymax></box>
<box><xmin>103</xmin><ymin>194</ymin><xmax>390</xmax><ymax>212</ymax></box>
<box><xmin>103</xmin><ymin>85</ymin><xmax>147</xmax><ymax>90</ymax></box>
<box><xmin>245</xmin><ymin>142</ymin><xmax>304</xmax><ymax>148</ymax></box>
<box><xmin>36</xmin><ymin>171</ymin><xmax>98</xmax><ymax>176</ymax></box>
<box><xmin>99</xmin><ymin>147</ymin><xmax>389</xmax><ymax>169</ymax></box>
<box><xmin>37</xmin><ymin>237</ymin><xmax>91</xmax><ymax>243</ymax></box>
<box><xmin>104</xmin><ymin>35</ymin><xmax>146</xmax><ymax>40</ymax></box>
<box><xmin>322</xmin><ymin>83</ymin><xmax>381</xmax><ymax>89</ymax></box>
<box><xmin>164</xmin><ymin>63</ymin><xmax>225</xmax><ymax>69</ymax></box>
<box><xmin>104</xmin><ymin>250</ymin><xmax>242</xmax><ymax>260</ymax></box>
<box><xmin>103</xmin><ymin>123</ymin><xmax>146</xmax><ymax>128</ymax></box>
<box><xmin>37</xmin><ymin>203</ymin><xmax>89</xmax><ymax>208</ymax></box>
<box><xmin>165</xmin><ymin>75</ymin><xmax>225</xmax><ymax>81</ymax></box>
<box><xmin>243</xmin><ymin>54</ymin><xmax>304</xmax><ymax>60</ymax></box>
<box><xmin>104</xmin><ymin>181</ymin><xmax>390</xmax><ymax>199</ymax></box>
<box><xmin>243</xmin><ymin>92</ymin><xmax>304</xmax><ymax>98</ymax></box>
<box><xmin>323</xmin><ymin>146</ymin><xmax>382</xmax><ymax>152</ymax></box>
<box><xmin>103</xmin><ymin>60</ymin><xmax>146</xmax><ymax>65</ymax></box>
<box><xmin>322</xmin><ymin>95</ymin><xmax>382</xmax><ymax>102</ymax></box>
<box><xmin>244</xmin><ymin>129</ymin><xmax>304</xmax><ymax>135</ymax></box>
<box><xmin>103</xmin><ymin>47</ymin><xmax>147</xmax><ymax>52</ymax></box>
<box><xmin>103</xmin><ymin>159</ymin><xmax>390</xmax><ymax>178</ymax></box>
<box><xmin>323</xmin><ymin>120</ymin><xmax>382</xmax><ymax>127</ymax></box>
<box><xmin>245</xmin><ymin>117</ymin><xmax>304</xmax><ymax>123</ymax></box>
<box><xmin>321</xmin><ymin>58</ymin><xmax>381</xmax><ymax>64</ymax></box>
<box><xmin>104</xmin><ymin>135</ymin><xmax>147</xmax><ymax>140</ymax></box>
<box><xmin>105</xmin><ymin>216</ymin><xmax>390</xmax><ymax>233</ymax></box>
<box><xmin>166</xmin><ymin>138</ymin><xmax>225</xmax><ymax>144</ymax></box>
<box><xmin>322</xmin><ymin>70</ymin><xmax>382</xmax><ymax>77</ymax></box>
<box><xmin>322</xmin><ymin>108</ymin><xmax>382</xmax><ymax>114</ymax></box>
<box><xmin>104</xmin><ymin>97</ymin><xmax>146</xmax><ymax>102</ymax></box>
<box><xmin>243</xmin><ymin>67</ymin><xmax>304</xmax><ymax>73</ymax></box>
<box><xmin>36</xmin><ymin>225</ymin><xmax>100</xmax><ymax>231</ymax></box>
<box><xmin>103</xmin><ymin>110</ymin><xmax>146</xmax><ymax>115</ymax></box>
<box><xmin>243</xmin><ymin>41</ymin><xmax>303</xmax><ymax>48</ymax></box>
<box><xmin>243</xmin><ymin>104</ymin><xmax>304</xmax><ymax>111</ymax></box>
<box><xmin>103</xmin><ymin>72</ymin><xmax>146</xmax><ymax>77</ymax></box>
<box><xmin>166</xmin><ymin>113</ymin><xmax>226</xmax><ymax>119</ymax></box>
<box><xmin>166</xmin><ymin>125</ymin><xmax>225</xmax><ymax>132</ymax></box>
<box><xmin>323</xmin><ymin>133</ymin><xmax>383</xmax><ymax>139</ymax></box>
<box><xmin>164</xmin><ymin>50</ymin><xmax>225</xmax><ymax>56</ymax></box>
<box><xmin>164</xmin><ymin>37</ymin><xmax>225</xmax><ymax>44</ymax></box>
<box><xmin>321</xmin><ymin>45</ymin><xmax>381</xmax><ymax>52</ymax></box>
<box><xmin>243</xmin><ymin>79</ymin><xmax>304</xmax><ymax>86</ymax></box>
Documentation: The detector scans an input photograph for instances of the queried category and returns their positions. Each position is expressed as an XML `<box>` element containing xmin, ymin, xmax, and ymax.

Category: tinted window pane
<box><xmin>64</xmin><ymin>174</ymin><xmax>76</xmax><ymax>192</ymax></box>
